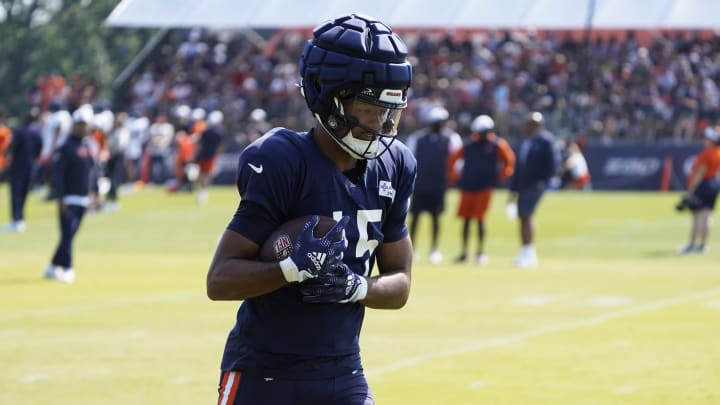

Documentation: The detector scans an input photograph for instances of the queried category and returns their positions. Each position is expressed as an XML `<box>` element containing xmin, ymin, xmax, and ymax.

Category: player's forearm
<box><xmin>206</xmin><ymin>259</ymin><xmax>288</xmax><ymax>300</ymax></box>
<box><xmin>361</xmin><ymin>271</ymin><xmax>411</xmax><ymax>309</ymax></box>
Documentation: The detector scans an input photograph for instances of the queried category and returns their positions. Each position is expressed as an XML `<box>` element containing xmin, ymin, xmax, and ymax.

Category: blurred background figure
<box><xmin>449</xmin><ymin>114</ymin><xmax>515</xmax><ymax>266</ymax></box>
<box><xmin>0</xmin><ymin>107</ymin><xmax>11</xmax><ymax>182</ymax></box>
<box><xmin>3</xmin><ymin>107</ymin><xmax>42</xmax><ymax>233</ymax></box>
<box><xmin>509</xmin><ymin>112</ymin><xmax>560</xmax><ymax>268</ymax></box>
<box><xmin>676</xmin><ymin>126</ymin><xmax>720</xmax><ymax>254</ymax></box>
<box><xmin>193</xmin><ymin>110</ymin><xmax>225</xmax><ymax>204</ymax></box>
<box><xmin>43</xmin><ymin>105</ymin><xmax>95</xmax><ymax>284</ymax></box>
<box><xmin>405</xmin><ymin>106</ymin><xmax>462</xmax><ymax>264</ymax></box>
<box><xmin>145</xmin><ymin>115</ymin><xmax>175</xmax><ymax>185</ymax></box>
<box><xmin>559</xmin><ymin>140</ymin><xmax>591</xmax><ymax>190</ymax></box>
<box><xmin>38</xmin><ymin>101</ymin><xmax>72</xmax><ymax>200</ymax></box>
<box><xmin>104</xmin><ymin>112</ymin><xmax>130</xmax><ymax>212</ymax></box>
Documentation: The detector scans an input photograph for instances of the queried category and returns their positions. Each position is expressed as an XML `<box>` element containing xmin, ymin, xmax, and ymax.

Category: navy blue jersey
<box><xmin>9</xmin><ymin>124</ymin><xmax>42</xmax><ymax>173</ymax></box>
<box><xmin>53</xmin><ymin>136</ymin><xmax>94</xmax><ymax>202</ymax></box>
<box><xmin>511</xmin><ymin>130</ymin><xmax>559</xmax><ymax>191</ymax></box>
<box><xmin>195</xmin><ymin>127</ymin><xmax>223</xmax><ymax>161</ymax></box>
<box><xmin>458</xmin><ymin>138</ymin><xmax>500</xmax><ymax>191</ymax></box>
<box><xmin>222</xmin><ymin>128</ymin><xmax>416</xmax><ymax>375</ymax></box>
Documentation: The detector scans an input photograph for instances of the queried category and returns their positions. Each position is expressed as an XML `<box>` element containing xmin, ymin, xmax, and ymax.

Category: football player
<box><xmin>404</xmin><ymin>106</ymin><xmax>462</xmax><ymax>264</ymax></box>
<box><xmin>448</xmin><ymin>115</ymin><xmax>515</xmax><ymax>266</ymax></box>
<box><xmin>677</xmin><ymin>126</ymin><xmax>720</xmax><ymax>254</ymax></box>
<box><xmin>508</xmin><ymin>112</ymin><xmax>560</xmax><ymax>268</ymax></box>
<box><xmin>207</xmin><ymin>14</ymin><xmax>416</xmax><ymax>405</ymax></box>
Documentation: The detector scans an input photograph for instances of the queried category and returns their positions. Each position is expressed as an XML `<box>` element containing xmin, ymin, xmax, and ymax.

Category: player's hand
<box><xmin>298</xmin><ymin>264</ymin><xmax>368</xmax><ymax>304</ymax></box>
<box><xmin>279</xmin><ymin>215</ymin><xmax>349</xmax><ymax>283</ymax></box>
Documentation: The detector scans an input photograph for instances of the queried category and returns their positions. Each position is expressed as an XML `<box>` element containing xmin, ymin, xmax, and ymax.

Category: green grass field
<box><xmin>1</xmin><ymin>185</ymin><xmax>719</xmax><ymax>404</ymax></box>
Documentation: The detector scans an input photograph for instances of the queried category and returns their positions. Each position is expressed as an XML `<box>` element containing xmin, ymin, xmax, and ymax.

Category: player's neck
<box><xmin>312</xmin><ymin>125</ymin><xmax>358</xmax><ymax>172</ymax></box>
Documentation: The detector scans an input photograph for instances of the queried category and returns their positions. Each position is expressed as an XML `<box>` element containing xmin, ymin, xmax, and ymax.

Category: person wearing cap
<box><xmin>404</xmin><ymin>106</ymin><xmax>462</xmax><ymax>264</ymax></box>
<box><xmin>677</xmin><ymin>126</ymin><xmax>720</xmax><ymax>254</ymax></box>
<box><xmin>2</xmin><ymin>107</ymin><xmax>42</xmax><ymax>233</ymax></box>
<box><xmin>193</xmin><ymin>110</ymin><xmax>225</xmax><ymax>204</ymax></box>
<box><xmin>509</xmin><ymin>111</ymin><xmax>560</xmax><ymax>268</ymax></box>
<box><xmin>448</xmin><ymin>114</ymin><xmax>515</xmax><ymax>266</ymax></box>
<box><xmin>42</xmin><ymin>105</ymin><xmax>95</xmax><ymax>283</ymax></box>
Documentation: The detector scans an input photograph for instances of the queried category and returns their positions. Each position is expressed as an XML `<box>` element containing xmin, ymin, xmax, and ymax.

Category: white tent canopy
<box><xmin>106</xmin><ymin>0</ymin><xmax>720</xmax><ymax>30</ymax></box>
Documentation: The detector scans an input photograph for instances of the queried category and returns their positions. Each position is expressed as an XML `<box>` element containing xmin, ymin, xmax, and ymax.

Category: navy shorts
<box><xmin>410</xmin><ymin>191</ymin><xmax>445</xmax><ymax>215</ymax></box>
<box><xmin>517</xmin><ymin>186</ymin><xmax>546</xmax><ymax>216</ymax></box>
<box><xmin>217</xmin><ymin>370</ymin><xmax>373</xmax><ymax>405</ymax></box>
<box><xmin>691</xmin><ymin>179</ymin><xmax>719</xmax><ymax>211</ymax></box>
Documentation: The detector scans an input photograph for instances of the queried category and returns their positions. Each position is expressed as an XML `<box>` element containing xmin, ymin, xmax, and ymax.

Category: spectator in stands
<box><xmin>405</xmin><ymin>106</ymin><xmax>462</xmax><ymax>264</ymax></box>
<box><xmin>449</xmin><ymin>115</ymin><xmax>515</xmax><ymax>266</ymax></box>
<box><xmin>3</xmin><ymin>108</ymin><xmax>41</xmax><ymax>233</ymax></box>
<box><xmin>677</xmin><ymin>127</ymin><xmax>720</xmax><ymax>254</ymax></box>
<box><xmin>509</xmin><ymin>112</ymin><xmax>560</xmax><ymax>268</ymax></box>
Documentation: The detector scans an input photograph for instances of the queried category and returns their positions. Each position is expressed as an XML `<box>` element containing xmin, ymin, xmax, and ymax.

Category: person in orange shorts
<box><xmin>449</xmin><ymin>114</ymin><xmax>515</xmax><ymax>265</ymax></box>
<box><xmin>677</xmin><ymin>126</ymin><xmax>720</xmax><ymax>254</ymax></box>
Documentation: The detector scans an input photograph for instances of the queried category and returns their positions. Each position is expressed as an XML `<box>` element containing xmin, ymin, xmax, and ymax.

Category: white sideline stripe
<box><xmin>366</xmin><ymin>288</ymin><xmax>720</xmax><ymax>377</ymax></box>
<box><xmin>0</xmin><ymin>290</ymin><xmax>198</xmax><ymax>322</ymax></box>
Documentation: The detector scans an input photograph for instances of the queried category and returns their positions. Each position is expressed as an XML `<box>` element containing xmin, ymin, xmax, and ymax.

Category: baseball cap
<box><xmin>471</xmin><ymin>115</ymin><xmax>495</xmax><ymax>132</ymax></box>
<box><xmin>72</xmin><ymin>104</ymin><xmax>94</xmax><ymax>124</ymax></box>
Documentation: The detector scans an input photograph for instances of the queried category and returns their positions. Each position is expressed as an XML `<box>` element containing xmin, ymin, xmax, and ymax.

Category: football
<box><xmin>257</xmin><ymin>215</ymin><xmax>338</xmax><ymax>262</ymax></box>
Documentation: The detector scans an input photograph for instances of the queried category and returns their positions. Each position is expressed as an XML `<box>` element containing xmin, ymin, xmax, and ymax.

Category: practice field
<box><xmin>1</xmin><ymin>185</ymin><xmax>719</xmax><ymax>404</ymax></box>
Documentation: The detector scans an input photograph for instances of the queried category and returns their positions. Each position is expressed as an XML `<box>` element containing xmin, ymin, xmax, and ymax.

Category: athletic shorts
<box><xmin>217</xmin><ymin>370</ymin><xmax>374</xmax><ymax>405</ymax></box>
<box><xmin>198</xmin><ymin>157</ymin><xmax>217</xmax><ymax>175</ymax></box>
<box><xmin>517</xmin><ymin>186</ymin><xmax>545</xmax><ymax>216</ymax></box>
<box><xmin>691</xmin><ymin>179</ymin><xmax>719</xmax><ymax>211</ymax></box>
<box><xmin>457</xmin><ymin>189</ymin><xmax>492</xmax><ymax>220</ymax></box>
<box><xmin>410</xmin><ymin>191</ymin><xmax>445</xmax><ymax>215</ymax></box>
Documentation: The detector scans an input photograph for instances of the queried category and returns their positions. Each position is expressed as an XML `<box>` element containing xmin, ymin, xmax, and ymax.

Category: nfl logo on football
<box><xmin>273</xmin><ymin>234</ymin><xmax>293</xmax><ymax>260</ymax></box>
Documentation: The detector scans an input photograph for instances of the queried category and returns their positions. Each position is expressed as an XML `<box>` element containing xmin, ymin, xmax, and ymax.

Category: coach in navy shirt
<box><xmin>43</xmin><ymin>105</ymin><xmax>95</xmax><ymax>283</ymax></box>
<box><xmin>4</xmin><ymin>108</ymin><xmax>41</xmax><ymax>232</ymax></box>
<box><xmin>509</xmin><ymin>112</ymin><xmax>559</xmax><ymax>268</ymax></box>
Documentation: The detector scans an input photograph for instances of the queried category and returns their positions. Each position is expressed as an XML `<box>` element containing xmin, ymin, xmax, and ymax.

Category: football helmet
<box><xmin>299</xmin><ymin>13</ymin><xmax>412</xmax><ymax>159</ymax></box>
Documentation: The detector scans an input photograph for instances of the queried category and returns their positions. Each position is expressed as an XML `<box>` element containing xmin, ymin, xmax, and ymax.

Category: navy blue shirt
<box><xmin>511</xmin><ymin>130</ymin><xmax>559</xmax><ymax>191</ymax></box>
<box><xmin>9</xmin><ymin>124</ymin><xmax>41</xmax><ymax>174</ymax></box>
<box><xmin>222</xmin><ymin>128</ymin><xmax>416</xmax><ymax>375</ymax></box>
<box><xmin>53</xmin><ymin>136</ymin><xmax>94</xmax><ymax>201</ymax></box>
<box><xmin>458</xmin><ymin>138</ymin><xmax>502</xmax><ymax>191</ymax></box>
<box><xmin>409</xmin><ymin>127</ymin><xmax>455</xmax><ymax>193</ymax></box>
<box><xmin>195</xmin><ymin>127</ymin><xmax>223</xmax><ymax>161</ymax></box>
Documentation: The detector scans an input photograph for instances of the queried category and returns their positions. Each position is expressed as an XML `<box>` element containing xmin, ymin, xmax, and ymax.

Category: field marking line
<box><xmin>366</xmin><ymin>288</ymin><xmax>720</xmax><ymax>377</ymax></box>
<box><xmin>0</xmin><ymin>290</ymin><xmax>199</xmax><ymax>322</ymax></box>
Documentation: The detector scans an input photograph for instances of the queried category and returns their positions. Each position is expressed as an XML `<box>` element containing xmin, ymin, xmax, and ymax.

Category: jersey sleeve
<box><xmin>382</xmin><ymin>145</ymin><xmax>417</xmax><ymax>243</ymax></box>
<box><xmin>227</xmin><ymin>130</ymin><xmax>298</xmax><ymax>244</ymax></box>
<box><xmin>496</xmin><ymin>137</ymin><xmax>516</xmax><ymax>181</ymax></box>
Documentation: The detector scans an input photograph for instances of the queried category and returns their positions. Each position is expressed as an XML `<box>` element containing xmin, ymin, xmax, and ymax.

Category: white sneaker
<box><xmin>14</xmin><ymin>221</ymin><xmax>26</xmax><ymax>232</ymax></box>
<box><xmin>60</xmin><ymin>269</ymin><xmax>76</xmax><ymax>284</ymax></box>
<box><xmin>42</xmin><ymin>264</ymin><xmax>63</xmax><ymax>281</ymax></box>
<box><xmin>196</xmin><ymin>190</ymin><xmax>209</xmax><ymax>205</ymax></box>
<box><xmin>476</xmin><ymin>253</ymin><xmax>489</xmax><ymax>266</ymax></box>
<box><xmin>429</xmin><ymin>250</ymin><xmax>443</xmax><ymax>264</ymax></box>
<box><xmin>514</xmin><ymin>251</ymin><xmax>538</xmax><ymax>269</ymax></box>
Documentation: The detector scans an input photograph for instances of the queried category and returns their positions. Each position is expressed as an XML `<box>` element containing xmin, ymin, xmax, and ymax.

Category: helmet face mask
<box><xmin>299</xmin><ymin>13</ymin><xmax>412</xmax><ymax>159</ymax></box>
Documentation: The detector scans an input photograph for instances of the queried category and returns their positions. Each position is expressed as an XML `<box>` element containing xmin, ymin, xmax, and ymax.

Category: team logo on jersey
<box><xmin>379</xmin><ymin>180</ymin><xmax>396</xmax><ymax>201</ymax></box>
<box><xmin>273</xmin><ymin>234</ymin><xmax>293</xmax><ymax>260</ymax></box>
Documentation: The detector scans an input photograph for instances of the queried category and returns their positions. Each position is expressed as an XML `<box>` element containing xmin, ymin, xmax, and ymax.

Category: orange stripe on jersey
<box><xmin>495</xmin><ymin>137</ymin><xmax>516</xmax><ymax>181</ymax></box>
<box><xmin>218</xmin><ymin>371</ymin><xmax>241</xmax><ymax>405</ymax></box>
